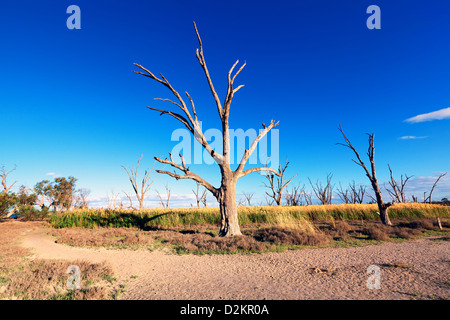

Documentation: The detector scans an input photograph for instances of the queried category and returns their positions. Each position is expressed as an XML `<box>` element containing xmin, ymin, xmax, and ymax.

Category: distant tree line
<box><xmin>0</xmin><ymin>165</ymin><xmax>89</xmax><ymax>219</ymax></box>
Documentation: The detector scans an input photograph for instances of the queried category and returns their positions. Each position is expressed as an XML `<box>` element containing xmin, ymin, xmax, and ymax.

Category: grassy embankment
<box><xmin>47</xmin><ymin>203</ymin><xmax>450</xmax><ymax>255</ymax></box>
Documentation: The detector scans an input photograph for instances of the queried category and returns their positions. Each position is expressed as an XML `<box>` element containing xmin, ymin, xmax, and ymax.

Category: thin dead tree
<box><xmin>263</xmin><ymin>161</ymin><xmax>297</xmax><ymax>206</ymax></box>
<box><xmin>349</xmin><ymin>181</ymin><xmax>366</xmax><ymax>204</ymax></box>
<box><xmin>106</xmin><ymin>191</ymin><xmax>120</xmax><ymax>210</ymax></box>
<box><xmin>122</xmin><ymin>155</ymin><xmax>157</xmax><ymax>211</ymax></box>
<box><xmin>156</xmin><ymin>184</ymin><xmax>171</xmax><ymax>209</ymax></box>
<box><xmin>242</xmin><ymin>191</ymin><xmax>254</xmax><ymax>207</ymax></box>
<box><xmin>424</xmin><ymin>172</ymin><xmax>447</xmax><ymax>204</ymax></box>
<box><xmin>284</xmin><ymin>185</ymin><xmax>303</xmax><ymax>206</ymax></box>
<box><xmin>336</xmin><ymin>182</ymin><xmax>351</xmax><ymax>204</ymax></box>
<box><xmin>1</xmin><ymin>165</ymin><xmax>17</xmax><ymax>194</ymax></box>
<box><xmin>74</xmin><ymin>188</ymin><xmax>91</xmax><ymax>209</ymax></box>
<box><xmin>308</xmin><ymin>173</ymin><xmax>333</xmax><ymax>205</ymax></box>
<box><xmin>192</xmin><ymin>183</ymin><xmax>207</xmax><ymax>208</ymax></box>
<box><xmin>338</xmin><ymin>125</ymin><xmax>393</xmax><ymax>225</ymax></box>
<box><xmin>123</xmin><ymin>192</ymin><xmax>136</xmax><ymax>210</ymax></box>
<box><xmin>134</xmin><ymin>22</ymin><xmax>280</xmax><ymax>236</ymax></box>
<box><xmin>302</xmin><ymin>186</ymin><xmax>313</xmax><ymax>206</ymax></box>
<box><xmin>386</xmin><ymin>164</ymin><xmax>412</xmax><ymax>203</ymax></box>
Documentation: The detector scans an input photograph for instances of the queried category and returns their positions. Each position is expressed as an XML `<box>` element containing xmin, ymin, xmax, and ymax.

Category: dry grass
<box><xmin>49</xmin><ymin>202</ymin><xmax>449</xmax><ymax>229</ymax></box>
<box><xmin>47</xmin><ymin>217</ymin><xmax>449</xmax><ymax>255</ymax></box>
<box><xmin>50</xmin><ymin>227</ymin><xmax>153</xmax><ymax>249</ymax></box>
<box><xmin>0</xmin><ymin>221</ymin><xmax>122</xmax><ymax>300</ymax></box>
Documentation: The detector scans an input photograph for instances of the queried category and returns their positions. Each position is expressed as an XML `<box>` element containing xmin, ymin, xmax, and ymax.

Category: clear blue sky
<box><xmin>1</xmin><ymin>0</ymin><xmax>449</xmax><ymax>207</ymax></box>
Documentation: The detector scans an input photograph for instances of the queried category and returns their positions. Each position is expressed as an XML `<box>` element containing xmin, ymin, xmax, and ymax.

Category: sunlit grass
<box><xmin>49</xmin><ymin>203</ymin><xmax>449</xmax><ymax>230</ymax></box>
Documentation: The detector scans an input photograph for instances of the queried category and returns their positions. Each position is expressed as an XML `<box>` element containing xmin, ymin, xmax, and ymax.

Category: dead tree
<box><xmin>386</xmin><ymin>164</ymin><xmax>412</xmax><ymax>203</ymax></box>
<box><xmin>308</xmin><ymin>173</ymin><xmax>333</xmax><ymax>205</ymax></box>
<box><xmin>349</xmin><ymin>181</ymin><xmax>366</xmax><ymax>204</ymax></box>
<box><xmin>284</xmin><ymin>185</ymin><xmax>303</xmax><ymax>206</ymax></box>
<box><xmin>242</xmin><ymin>191</ymin><xmax>254</xmax><ymax>206</ymax></box>
<box><xmin>106</xmin><ymin>191</ymin><xmax>120</xmax><ymax>210</ymax></box>
<box><xmin>336</xmin><ymin>183</ymin><xmax>351</xmax><ymax>204</ymax></box>
<box><xmin>134</xmin><ymin>22</ymin><xmax>280</xmax><ymax>236</ymax></box>
<box><xmin>1</xmin><ymin>165</ymin><xmax>17</xmax><ymax>194</ymax></box>
<box><xmin>74</xmin><ymin>188</ymin><xmax>91</xmax><ymax>209</ymax></box>
<box><xmin>156</xmin><ymin>184</ymin><xmax>171</xmax><ymax>209</ymax></box>
<box><xmin>338</xmin><ymin>125</ymin><xmax>393</xmax><ymax>225</ymax></box>
<box><xmin>263</xmin><ymin>161</ymin><xmax>297</xmax><ymax>206</ymax></box>
<box><xmin>424</xmin><ymin>172</ymin><xmax>447</xmax><ymax>203</ymax></box>
<box><xmin>192</xmin><ymin>183</ymin><xmax>207</xmax><ymax>208</ymax></box>
<box><xmin>122</xmin><ymin>155</ymin><xmax>157</xmax><ymax>211</ymax></box>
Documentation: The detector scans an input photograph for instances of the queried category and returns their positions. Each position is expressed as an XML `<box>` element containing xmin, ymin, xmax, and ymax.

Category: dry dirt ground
<box><xmin>14</xmin><ymin>221</ymin><xmax>450</xmax><ymax>300</ymax></box>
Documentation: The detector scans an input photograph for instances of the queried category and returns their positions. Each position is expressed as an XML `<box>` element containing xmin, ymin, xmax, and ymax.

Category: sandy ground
<box><xmin>18</xmin><ymin>222</ymin><xmax>450</xmax><ymax>300</ymax></box>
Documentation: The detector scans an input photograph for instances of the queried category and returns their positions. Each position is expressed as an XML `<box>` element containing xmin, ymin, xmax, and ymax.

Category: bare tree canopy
<box><xmin>263</xmin><ymin>161</ymin><xmax>296</xmax><ymax>206</ymax></box>
<box><xmin>192</xmin><ymin>183</ymin><xmax>207</xmax><ymax>208</ymax></box>
<box><xmin>156</xmin><ymin>184</ymin><xmax>171</xmax><ymax>209</ymax></box>
<box><xmin>337</xmin><ymin>125</ymin><xmax>393</xmax><ymax>225</ymax></box>
<box><xmin>242</xmin><ymin>191</ymin><xmax>254</xmax><ymax>207</ymax></box>
<box><xmin>1</xmin><ymin>165</ymin><xmax>17</xmax><ymax>194</ymax></box>
<box><xmin>386</xmin><ymin>164</ymin><xmax>412</xmax><ymax>203</ymax></box>
<box><xmin>74</xmin><ymin>188</ymin><xmax>91</xmax><ymax>209</ymax></box>
<box><xmin>134</xmin><ymin>22</ymin><xmax>280</xmax><ymax>236</ymax></box>
<box><xmin>308</xmin><ymin>173</ymin><xmax>333</xmax><ymax>205</ymax></box>
<box><xmin>122</xmin><ymin>155</ymin><xmax>157</xmax><ymax>211</ymax></box>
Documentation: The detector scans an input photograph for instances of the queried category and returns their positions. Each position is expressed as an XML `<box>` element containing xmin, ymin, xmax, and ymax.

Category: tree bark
<box><xmin>218</xmin><ymin>182</ymin><xmax>241</xmax><ymax>237</ymax></box>
<box><xmin>378</xmin><ymin>203</ymin><xmax>392</xmax><ymax>226</ymax></box>
<box><xmin>371</xmin><ymin>170</ymin><xmax>393</xmax><ymax>226</ymax></box>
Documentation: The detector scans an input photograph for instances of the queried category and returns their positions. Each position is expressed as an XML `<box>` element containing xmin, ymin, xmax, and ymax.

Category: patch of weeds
<box><xmin>0</xmin><ymin>276</ymin><xmax>9</xmax><ymax>284</ymax></box>
<box><xmin>113</xmin><ymin>284</ymin><xmax>127</xmax><ymax>300</ymax></box>
<box><xmin>51</xmin><ymin>290</ymin><xmax>78</xmax><ymax>300</ymax></box>
<box><xmin>362</xmin><ymin>227</ymin><xmax>390</xmax><ymax>241</ymax></box>
<box><xmin>101</xmin><ymin>274</ymin><xmax>117</xmax><ymax>283</ymax></box>
<box><xmin>412</xmin><ymin>290</ymin><xmax>422</xmax><ymax>298</ymax></box>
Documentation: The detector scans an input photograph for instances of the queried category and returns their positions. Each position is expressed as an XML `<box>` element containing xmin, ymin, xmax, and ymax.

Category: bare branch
<box><xmin>337</xmin><ymin>124</ymin><xmax>373</xmax><ymax>181</ymax></box>
<box><xmin>238</xmin><ymin>166</ymin><xmax>279</xmax><ymax>179</ymax></box>
<box><xmin>1</xmin><ymin>165</ymin><xmax>17</xmax><ymax>194</ymax></box>
<box><xmin>155</xmin><ymin>154</ymin><xmax>219</xmax><ymax>198</ymax></box>
<box><xmin>193</xmin><ymin>21</ymin><xmax>223</xmax><ymax>118</ymax></box>
<box><xmin>235</xmin><ymin>120</ymin><xmax>280</xmax><ymax>176</ymax></box>
<box><xmin>426</xmin><ymin>172</ymin><xmax>447</xmax><ymax>203</ymax></box>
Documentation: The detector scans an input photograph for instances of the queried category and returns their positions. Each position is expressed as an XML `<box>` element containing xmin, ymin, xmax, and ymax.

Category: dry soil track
<box><xmin>19</xmin><ymin>223</ymin><xmax>450</xmax><ymax>300</ymax></box>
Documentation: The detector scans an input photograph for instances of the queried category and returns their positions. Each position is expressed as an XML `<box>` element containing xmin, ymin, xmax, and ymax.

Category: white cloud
<box><xmin>405</xmin><ymin>107</ymin><xmax>450</xmax><ymax>123</ymax></box>
<box><xmin>46</xmin><ymin>172</ymin><xmax>56</xmax><ymax>176</ymax></box>
<box><xmin>398</xmin><ymin>136</ymin><xmax>428</xmax><ymax>140</ymax></box>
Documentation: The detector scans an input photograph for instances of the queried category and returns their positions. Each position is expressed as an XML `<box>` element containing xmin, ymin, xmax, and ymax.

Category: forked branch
<box><xmin>235</xmin><ymin>120</ymin><xmax>280</xmax><ymax>177</ymax></box>
<box><xmin>155</xmin><ymin>153</ymin><xmax>219</xmax><ymax>198</ymax></box>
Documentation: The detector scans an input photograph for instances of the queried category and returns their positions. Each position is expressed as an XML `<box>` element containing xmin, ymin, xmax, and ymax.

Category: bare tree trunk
<box><xmin>372</xmin><ymin>180</ymin><xmax>393</xmax><ymax>225</ymax></box>
<box><xmin>218</xmin><ymin>177</ymin><xmax>241</xmax><ymax>236</ymax></box>
<box><xmin>338</xmin><ymin>125</ymin><xmax>392</xmax><ymax>226</ymax></box>
<box><xmin>425</xmin><ymin>172</ymin><xmax>447</xmax><ymax>204</ymax></box>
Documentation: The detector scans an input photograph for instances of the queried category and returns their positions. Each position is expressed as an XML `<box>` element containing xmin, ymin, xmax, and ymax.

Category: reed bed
<box><xmin>49</xmin><ymin>203</ymin><xmax>449</xmax><ymax>230</ymax></box>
